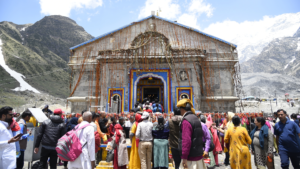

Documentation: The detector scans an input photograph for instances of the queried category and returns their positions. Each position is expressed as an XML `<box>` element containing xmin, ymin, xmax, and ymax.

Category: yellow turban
<box><xmin>176</xmin><ymin>99</ymin><xmax>195</xmax><ymax>114</ymax></box>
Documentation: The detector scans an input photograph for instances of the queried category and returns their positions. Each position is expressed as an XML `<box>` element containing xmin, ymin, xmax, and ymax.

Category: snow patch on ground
<box><xmin>20</xmin><ymin>26</ymin><xmax>27</xmax><ymax>31</ymax></box>
<box><xmin>0</xmin><ymin>39</ymin><xmax>40</xmax><ymax>93</ymax></box>
<box><xmin>284</xmin><ymin>56</ymin><xmax>296</xmax><ymax>70</ymax></box>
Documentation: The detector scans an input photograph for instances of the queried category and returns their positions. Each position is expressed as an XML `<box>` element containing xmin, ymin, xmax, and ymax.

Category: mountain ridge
<box><xmin>0</xmin><ymin>15</ymin><xmax>93</xmax><ymax>99</ymax></box>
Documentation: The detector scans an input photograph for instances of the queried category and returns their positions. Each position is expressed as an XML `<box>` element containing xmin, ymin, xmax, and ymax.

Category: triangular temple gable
<box><xmin>70</xmin><ymin>16</ymin><xmax>236</xmax><ymax>57</ymax></box>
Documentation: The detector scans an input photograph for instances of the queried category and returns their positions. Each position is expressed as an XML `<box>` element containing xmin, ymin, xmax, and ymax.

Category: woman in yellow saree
<box><xmin>128</xmin><ymin>114</ymin><xmax>143</xmax><ymax>169</ymax></box>
<box><xmin>225</xmin><ymin>115</ymin><xmax>252</xmax><ymax>169</ymax></box>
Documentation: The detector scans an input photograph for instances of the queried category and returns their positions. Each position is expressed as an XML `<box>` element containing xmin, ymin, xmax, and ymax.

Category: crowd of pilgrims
<box><xmin>0</xmin><ymin>98</ymin><xmax>300</xmax><ymax>169</ymax></box>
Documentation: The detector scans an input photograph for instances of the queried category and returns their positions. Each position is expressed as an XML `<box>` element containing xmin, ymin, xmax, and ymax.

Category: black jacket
<box><xmin>178</xmin><ymin>111</ymin><xmax>203</xmax><ymax>158</ymax></box>
<box><xmin>35</xmin><ymin>115</ymin><xmax>66</xmax><ymax>148</ymax></box>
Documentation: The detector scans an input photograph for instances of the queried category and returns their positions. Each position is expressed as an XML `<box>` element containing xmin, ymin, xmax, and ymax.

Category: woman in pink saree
<box><xmin>206</xmin><ymin>115</ymin><xmax>223</xmax><ymax>166</ymax></box>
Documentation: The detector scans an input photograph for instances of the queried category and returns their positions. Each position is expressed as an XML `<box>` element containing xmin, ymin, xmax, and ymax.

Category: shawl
<box><xmin>114</xmin><ymin>124</ymin><xmax>123</xmax><ymax>145</ymax></box>
<box><xmin>250</xmin><ymin>124</ymin><xmax>269</xmax><ymax>149</ymax></box>
<box><xmin>206</xmin><ymin>115</ymin><xmax>213</xmax><ymax>129</ymax></box>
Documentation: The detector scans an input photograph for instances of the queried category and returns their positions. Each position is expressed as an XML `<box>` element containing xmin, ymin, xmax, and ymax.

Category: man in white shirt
<box><xmin>0</xmin><ymin>106</ymin><xmax>21</xmax><ymax>169</ymax></box>
<box><xmin>136</xmin><ymin>112</ymin><xmax>153</xmax><ymax>169</ymax></box>
<box><xmin>68</xmin><ymin>111</ymin><xmax>95</xmax><ymax>169</ymax></box>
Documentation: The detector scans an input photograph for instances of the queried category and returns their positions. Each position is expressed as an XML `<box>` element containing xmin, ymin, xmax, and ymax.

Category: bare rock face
<box><xmin>0</xmin><ymin>15</ymin><xmax>93</xmax><ymax>98</ymax></box>
<box><xmin>241</xmin><ymin>31</ymin><xmax>300</xmax><ymax>78</ymax></box>
<box><xmin>23</xmin><ymin>15</ymin><xmax>94</xmax><ymax>61</ymax></box>
<box><xmin>240</xmin><ymin>27</ymin><xmax>300</xmax><ymax>97</ymax></box>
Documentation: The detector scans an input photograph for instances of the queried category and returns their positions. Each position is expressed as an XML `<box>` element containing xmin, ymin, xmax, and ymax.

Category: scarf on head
<box><xmin>250</xmin><ymin>124</ymin><xmax>269</xmax><ymax>149</ymax></box>
<box><xmin>226</xmin><ymin>112</ymin><xmax>235</xmax><ymax>128</ymax></box>
<box><xmin>206</xmin><ymin>114</ymin><xmax>213</xmax><ymax>129</ymax></box>
<box><xmin>67</xmin><ymin>117</ymin><xmax>78</xmax><ymax>131</ymax></box>
<box><xmin>114</xmin><ymin>124</ymin><xmax>123</xmax><ymax>145</ymax></box>
<box><xmin>176</xmin><ymin>99</ymin><xmax>195</xmax><ymax>114</ymax></box>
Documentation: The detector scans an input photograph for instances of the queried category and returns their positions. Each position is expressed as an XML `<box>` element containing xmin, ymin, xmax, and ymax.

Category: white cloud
<box><xmin>87</xmin><ymin>17</ymin><xmax>91</xmax><ymax>21</ymax></box>
<box><xmin>39</xmin><ymin>0</ymin><xmax>103</xmax><ymax>17</ymax></box>
<box><xmin>188</xmin><ymin>0</ymin><xmax>213</xmax><ymax>17</ymax></box>
<box><xmin>138</xmin><ymin>0</ymin><xmax>181</xmax><ymax>20</ymax></box>
<box><xmin>203</xmin><ymin>12</ymin><xmax>300</xmax><ymax>62</ymax></box>
<box><xmin>129</xmin><ymin>11</ymin><xmax>134</xmax><ymax>14</ymax></box>
<box><xmin>138</xmin><ymin>0</ymin><xmax>213</xmax><ymax>30</ymax></box>
<box><xmin>177</xmin><ymin>13</ymin><xmax>201</xmax><ymax>30</ymax></box>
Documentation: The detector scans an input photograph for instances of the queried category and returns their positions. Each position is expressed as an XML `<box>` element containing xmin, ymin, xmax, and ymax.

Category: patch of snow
<box><xmin>290</xmin><ymin>56</ymin><xmax>296</xmax><ymax>63</ymax></box>
<box><xmin>284</xmin><ymin>64</ymin><xmax>289</xmax><ymax>70</ymax></box>
<box><xmin>20</xmin><ymin>26</ymin><xmax>27</xmax><ymax>31</ymax></box>
<box><xmin>296</xmin><ymin>37</ymin><xmax>300</xmax><ymax>51</ymax></box>
<box><xmin>0</xmin><ymin>39</ymin><xmax>40</xmax><ymax>93</ymax></box>
<box><xmin>283</xmin><ymin>56</ymin><xmax>296</xmax><ymax>70</ymax></box>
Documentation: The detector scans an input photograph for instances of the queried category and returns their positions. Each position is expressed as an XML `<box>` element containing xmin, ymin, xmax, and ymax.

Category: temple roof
<box><xmin>70</xmin><ymin>15</ymin><xmax>237</xmax><ymax>50</ymax></box>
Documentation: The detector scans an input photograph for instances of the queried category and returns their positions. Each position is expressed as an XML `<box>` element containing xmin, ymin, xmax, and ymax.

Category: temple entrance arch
<box><xmin>136</xmin><ymin>77</ymin><xmax>164</xmax><ymax>103</ymax></box>
<box><xmin>130</xmin><ymin>70</ymin><xmax>171</xmax><ymax>113</ymax></box>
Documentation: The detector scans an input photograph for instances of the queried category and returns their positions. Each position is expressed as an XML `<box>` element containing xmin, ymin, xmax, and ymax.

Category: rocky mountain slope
<box><xmin>241</xmin><ymin>27</ymin><xmax>300</xmax><ymax>97</ymax></box>
<box><xmin>204</xmin><ymin>12</ymin><xmax>300</xmax><ymax>63</ymax></box>
<box><xmin>241</xmin><ymin>27</ymin><xmax>300</xmax><ymax>77</ymax></box>
<box><xmin>241</xmin><ymin>73</ymin><xmax>300</xmax><ymax>97</ymax></box>
<box><xmin>0</xmin><ymin>16</ymin><xmax>93</xmax><ymax>101</ymax></box>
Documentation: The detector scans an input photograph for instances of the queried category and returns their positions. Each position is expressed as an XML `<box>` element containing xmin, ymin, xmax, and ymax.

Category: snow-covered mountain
<box><xmin>241</xmin><ymin>27</ymin><xmax>300</xmax><ymax>78</ymax></box>
<box><xmin>240</xmin><ymin>27</ymin><xmax>300</xmax><ymax>97</ymax></box>
<box><xmin>204</xmin><ymin>12</ymin><xmax>300</xmax><ymax>63</ymax></box>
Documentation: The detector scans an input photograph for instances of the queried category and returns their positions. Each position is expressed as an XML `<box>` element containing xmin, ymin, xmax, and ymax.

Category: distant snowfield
<box><xmin>0</xmin><ymin>38</ymin><xmax>40</xmax><ymax>93</ymax></box>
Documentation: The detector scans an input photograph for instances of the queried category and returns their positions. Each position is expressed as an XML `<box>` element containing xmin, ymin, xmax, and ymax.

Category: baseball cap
<box><xmin>141</xmin><ymin>112</ymin><xmax>149</xmax><ymax>119</ymax></box>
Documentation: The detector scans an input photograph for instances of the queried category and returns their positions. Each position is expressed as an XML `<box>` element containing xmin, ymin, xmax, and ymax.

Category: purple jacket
<box><xmin>181</xmin><ymin>120</ymin><xmax>211</xmax><ymax>160</ymax></box>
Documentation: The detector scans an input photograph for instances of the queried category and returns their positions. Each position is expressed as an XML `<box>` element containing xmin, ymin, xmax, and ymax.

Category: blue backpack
<box><xmin>153</xmin><ymin>103</ymin><xmax>162</xmax><ymax>112</ymax></box>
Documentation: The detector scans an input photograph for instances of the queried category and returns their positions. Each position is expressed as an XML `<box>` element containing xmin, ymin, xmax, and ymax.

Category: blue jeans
<box><xmin>279</xmin><ymin>150</ymin><xmax>300</xmax><ymax>169</ymax></box>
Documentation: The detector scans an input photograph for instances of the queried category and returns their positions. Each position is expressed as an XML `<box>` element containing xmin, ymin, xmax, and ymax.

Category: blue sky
<box><xmin>0</xmin><ymin>0</ymin><xmax>299</xmax><ymax>37</ymax></box>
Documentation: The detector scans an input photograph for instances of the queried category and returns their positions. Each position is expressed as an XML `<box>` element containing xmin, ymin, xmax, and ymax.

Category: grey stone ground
<box><xmin>23</xmin><ymin>153</ymin><xmax>293</xmax><ymax>169</ymax></box>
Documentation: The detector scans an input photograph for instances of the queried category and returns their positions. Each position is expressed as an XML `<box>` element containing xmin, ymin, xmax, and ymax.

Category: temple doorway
<box><xmin>111</xmin><ymin>95</ymin><xmax>121</xmax><ymax>114</ymax></box>
<box><xmin>136</xmin><ymin>77</ymin><xmax>164</xmax><ymax>103</ymax></box>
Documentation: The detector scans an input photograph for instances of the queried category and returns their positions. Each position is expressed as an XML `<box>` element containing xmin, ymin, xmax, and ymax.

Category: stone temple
<box><xmin>67</xmin><ymin>15</ymin><xmax>242</xmax><ymax>114</ymax></box>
